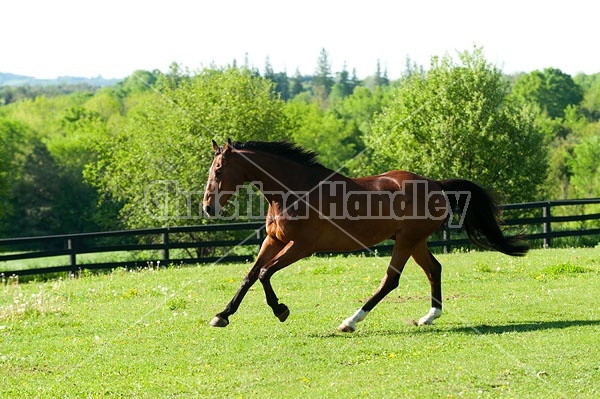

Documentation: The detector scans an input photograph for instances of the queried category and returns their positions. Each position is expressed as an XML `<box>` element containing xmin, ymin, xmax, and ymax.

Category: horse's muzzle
<box><xmin>203</xmin><ymin>204</ymin><xmax>216</xmax><ymax>217</ymax></box>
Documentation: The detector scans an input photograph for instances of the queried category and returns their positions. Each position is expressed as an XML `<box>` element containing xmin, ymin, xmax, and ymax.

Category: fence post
<box><xmin>543</xmin><ymin>202</ymin><xmax>552</xmax><ymax>248</ymax></box>
<box><xmin>162</xmin><ymin>230</ymin><xmax>170</xmax><ymax>264</ymax></box>
<box><xmin>67</xmin><ymin>238</ymin><xmax>77</xmax><ymax>273</ymax></box>
<box><xmin>257</xmin><ymin>228</ymin><xmax>264</xmax><ymax>252</ymax></box>
<box><xmin>443</xmin><ymin>220</ymin><xmax>450</xmax><ymax>254</ymax></box>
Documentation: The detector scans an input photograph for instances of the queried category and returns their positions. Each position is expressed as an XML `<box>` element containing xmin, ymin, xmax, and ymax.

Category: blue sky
<box><xmin>4</xmin><ymin>0</ymin><xmax>599</xmax><ymax>79</ymax></box>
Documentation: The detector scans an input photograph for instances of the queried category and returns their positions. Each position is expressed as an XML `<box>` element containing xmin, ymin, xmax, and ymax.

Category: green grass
<box><xmin>1</xmin><ymin>247</ymin><xmax>599</xmax><ymax>398</ymax></box>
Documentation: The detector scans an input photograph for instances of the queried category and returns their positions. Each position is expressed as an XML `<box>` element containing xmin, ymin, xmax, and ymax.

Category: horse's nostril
<box><xmin>204</xmin><ymin>205</ymin><xmax>214</xmax><ymax>216</ymax></box>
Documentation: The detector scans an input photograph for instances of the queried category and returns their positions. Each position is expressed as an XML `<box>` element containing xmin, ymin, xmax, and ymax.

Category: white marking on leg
<box><xmin>418</xmin><ymin>307</ymin><xmax>442</xmax><ymax>326</ymax></box>
<box><xmin>338</xmin><ymin>308</ymin><xmax>369</xmax><ymax>332</ymax></box>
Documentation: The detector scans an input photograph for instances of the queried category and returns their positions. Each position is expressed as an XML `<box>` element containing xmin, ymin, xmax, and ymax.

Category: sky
<box><xmin>3</xmin><ymin>0</ymin><xmax>599</xmax><ymax>80</ymax></box>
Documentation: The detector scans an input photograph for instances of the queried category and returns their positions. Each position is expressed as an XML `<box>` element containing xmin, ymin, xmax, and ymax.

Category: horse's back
<box><xmin>352</xmin><ymin>170</ymin><xmax>442</xmax><ymax>193</ymax></box>
<box><xmin>296</xmin><ymin>170</ymin><xmax>448</xmax><ymax>251</ymax></box>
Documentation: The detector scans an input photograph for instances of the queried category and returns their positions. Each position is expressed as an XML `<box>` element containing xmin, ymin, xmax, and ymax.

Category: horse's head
<box><xmin>202</xmin><ymin>139</ymin><xmax>244</xmax><ymax>217</ymax></box>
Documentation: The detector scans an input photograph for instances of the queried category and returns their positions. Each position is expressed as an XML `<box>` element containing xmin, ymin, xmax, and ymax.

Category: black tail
<box><xmin>439</xmin><ymin>179</ymin><xmax>529</xmax><ymax>256</ymax></box>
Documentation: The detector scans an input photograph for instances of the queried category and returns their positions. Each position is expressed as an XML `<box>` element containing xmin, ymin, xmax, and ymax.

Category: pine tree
<box><xmin>313</xmin><ymin>48</ymin><xmax>334</xmax><ymax>103</ymax></box>
<box><xmin>331</xmin><ymin>63</ymin><xmax>354</xmax><ymax>99</ymax></box>
<box><xmin>263</xmin><ymin>57</ymin><xmax>275</xmax><ymax>80</ymax></box>
<box><xmin>290</xmin><ymin>68</ymin><xmax>304</xmax><ymax>98</ymax></box>
<box><xmin>375</xmin><ymin>60</ymin><xmax>389</xmax><ymax>86</ymax></box>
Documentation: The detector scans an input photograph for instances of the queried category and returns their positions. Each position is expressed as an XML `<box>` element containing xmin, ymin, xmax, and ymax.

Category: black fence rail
<box><xmin>0</xmin><ymin>223</ymin><xmax>265</xmax><ymax>278</ymax></box>
<box><xmin>438</xmin><ymin>198</ymin><xmax>600</xmax><ymax>253</ymax></box>
<box><xmin>1</xmin><ymin>199</ymin><xmax>599</xmax><ymax>278</ymax></box>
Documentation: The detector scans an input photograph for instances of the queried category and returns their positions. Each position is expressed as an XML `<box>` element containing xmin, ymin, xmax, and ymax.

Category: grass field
<box><xmin>1</xmin><ymin>247</ymin><xmax>599</xmax><ymax>398</ymax></box>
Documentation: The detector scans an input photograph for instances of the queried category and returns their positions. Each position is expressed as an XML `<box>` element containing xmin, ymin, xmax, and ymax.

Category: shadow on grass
<box><xmin>309</xmin><ymin>319</ymin><xmax>600</xmax><ymax>338</ymax></box>
<box><xmin>448</xmin><ymin>319</ymin><xmax>600</xmax><ymax>335</ymax></box>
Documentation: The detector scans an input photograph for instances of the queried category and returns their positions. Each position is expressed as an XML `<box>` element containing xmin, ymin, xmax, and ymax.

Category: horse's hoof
<box><xmin>275</xmin><ymin>304</ymin><xmax>290</xmax><ymax>322</ymax></box>
<box><xmin>417</xmin><ymin>308</ymin><xmax>442</xmax><ymax>326</ymax></box>
<box><xmin>338</xmin><ymin>323</ymin><xmax>355</xmax><ymax>333</ymax></box>
<box><xmin>209</xmin><ymin>316</ymin><xmax>229</xmax><ymax>327</ymax></box>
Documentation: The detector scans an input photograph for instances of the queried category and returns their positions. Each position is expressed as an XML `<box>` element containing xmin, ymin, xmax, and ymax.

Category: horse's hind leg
<box><xmin>338</xmin><ymin>242</ymin><xmax>411</xmax><ymax>333</ymax></box>
<box><xmin>412</xmin><ymin>240</ymin><xmax>443</xmax><ymax>325</ymax></box>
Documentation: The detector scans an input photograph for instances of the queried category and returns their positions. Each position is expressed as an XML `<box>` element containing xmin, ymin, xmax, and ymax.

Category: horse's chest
<box><xmin>266</xmin><ymin>215</ymin><xmax>297</xmax><ymax>243</ymax></box>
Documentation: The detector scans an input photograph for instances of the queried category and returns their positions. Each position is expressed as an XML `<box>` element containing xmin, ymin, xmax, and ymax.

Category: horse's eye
<box><xmin>215</xmin><ymin>168</ymin><xmax>223</xmax><ymax>177</ymax></box>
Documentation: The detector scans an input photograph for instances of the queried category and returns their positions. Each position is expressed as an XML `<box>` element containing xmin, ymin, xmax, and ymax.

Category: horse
<box><xmin>202</xmin><ymin>139</ymin><xmax>528</xmax><ymax>332</ymax></box>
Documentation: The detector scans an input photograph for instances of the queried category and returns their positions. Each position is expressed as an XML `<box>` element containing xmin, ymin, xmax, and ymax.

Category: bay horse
<box><xmin>203</xmin><ymin>139</ymin><xmax>528</xmax><ymax>332</ymax></box>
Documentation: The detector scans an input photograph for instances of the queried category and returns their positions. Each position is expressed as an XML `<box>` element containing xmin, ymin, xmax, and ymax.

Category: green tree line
<box><xmin>1</xmin><ymin>48</ymin><xmax>599</xmax><ymax>239</ymax></box>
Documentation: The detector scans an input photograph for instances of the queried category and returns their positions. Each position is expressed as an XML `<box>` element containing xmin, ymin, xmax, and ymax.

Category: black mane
<box><xmin>233</xmin><ymin>141</ymin><xmax>323</xmax><ymax>168</ymax></box>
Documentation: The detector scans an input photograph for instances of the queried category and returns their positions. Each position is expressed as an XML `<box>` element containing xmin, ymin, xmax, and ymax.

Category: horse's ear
<box><xmin>223</xmin><ymin>138</ymin><xmax>233</xmax><ymax>154</ymax></box>
<box><xmin>212</xmin><ymin>140</ymin><xmax>220</xmax><ymax>154</ymax></box>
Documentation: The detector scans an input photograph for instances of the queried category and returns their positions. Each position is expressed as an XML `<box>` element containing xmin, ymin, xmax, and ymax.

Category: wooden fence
<box><xmin>1</xmin><ymin>198</ymin><xmax>599</xmax><ymax>278</ymax></box>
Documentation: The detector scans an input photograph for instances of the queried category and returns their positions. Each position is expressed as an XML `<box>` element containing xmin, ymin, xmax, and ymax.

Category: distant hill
<box><xmin>0</xmin><ymin>72</ymin><xmax>120</xmax><ymax>87</ymax></box>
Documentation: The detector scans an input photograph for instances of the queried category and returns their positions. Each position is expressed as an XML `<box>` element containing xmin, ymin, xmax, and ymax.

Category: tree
<box><xmin>330</xmin><ymin>63</ymin><xmax>354</xmax><ymax>99</ymax></box>
<box><xmin>285</xmin><ymin>100</ymin><xmax>354</xmax><ymax>172</ymax></box>
<box><xmin>0</xmin><ymin>91</ymin><xmax>120</xmax><ymax>236</ymax></box>
<box><xmin>116</xmin><ymin>70</ymin><xmax>160</xmax><ymax>95</ymax></box>
<box><xmin>328</xmin><ymin>86</ymin><xmax>392</xmax><ymax>175</ymax></box>
<box><xmin>4</xmin><ymin>135</ymin><xmax>105</xmax><ymax>237</ymax></box>
<box><xmin>263</xmin><ymin>57</ymin><xmax>275</xmax><ymax>80</ymax></box>
<box><xmin>82</xmin><ymin>88</ymin><xmax>123</xmax><ymax>122</ymax></box>
<box><xmin>0</xmin><ymin>118</ymin><xmax>27</xmax><ymax>230</ymax></box>
<box><xmin>5</xmin><ymin>140</ymin><xmax>61</xmax><ymax>236</ymax></box>
<box><xmin>363</xmin><ymin>48</ymin><xmax>547</xmax><ymax>202</ymax></box>
<box><xmin>350</xmin><ymin>68</ymin><xmax>361</xmax><ymax>89</ymax></box>
<box><xmin>364</xmin><ymin>60</ymin><xmax>390</xmax><ymax>90</ymax></box>
<box><xmin>273</xmin><ymin>71</ymin><xmax>291</xmax><ymax>101</ymax></box>
<box><xmin>542</xmin><ymin>138</ymin><xmax>576</xmax><ymax>199</ymax></box>
<box><xmin>569</xmin><ymin>134</ymin><xmax>600</xmax><ymax>198</ymax></box>
<box><xmin>511</xmin><ymin>68</ymin><xmax>584</xmax><ymax>119</ymax></box>
<box><xmin>575</xmin><ymin>72</ymin><xmax>600</xmax><ymax>121</ymax></box>
<box><xmin>263</xmin><ymin>58</ymin><xmax>290</xmax><ymax>100</ymax></box>
<box><xmin>289</xmin><ymin>68</ymin><xmax>304</xmax><ymax>98</ymax></box>
<box><xmin>403</xmin><ymin>55</ymin><xmax>422</xmax><ymax>78</ymax></box>
<box><xmin>85</xmin><ymin>67</ymin><xmax>293</xmax><ymax>229</ymax></box>
<box><xmin>374</xmin><ymin>59</ymin><xmax>389</xmax><ymax>87</ymax></box>
<box><xmin>313</xmin><ymin>48</ymin><xmax>334</xmax><ymax>104</ymax></box>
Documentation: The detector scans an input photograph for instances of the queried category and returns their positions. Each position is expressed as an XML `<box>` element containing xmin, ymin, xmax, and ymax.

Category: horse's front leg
<box><xmin>258</xmin><ymin>241</ymin><xmax>311</xmax><ymax>322</ymax></box>
<box><xmin>210</xmin><ymin>236</ymin><xmax>284</xmax><ymax>327</ymax></box>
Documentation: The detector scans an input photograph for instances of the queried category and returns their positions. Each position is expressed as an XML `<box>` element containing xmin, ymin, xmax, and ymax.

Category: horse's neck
<box><xmin>238</xmin><ymin>150</ymin><xmax>329</xmax><ymax>194</ymax></box>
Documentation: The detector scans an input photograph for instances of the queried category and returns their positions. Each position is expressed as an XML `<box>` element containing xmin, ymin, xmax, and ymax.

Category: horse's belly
<box><xmin>313</xmin><ymin>221</ymin><xmax>397</xmax><ymax>252</ymax></box>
